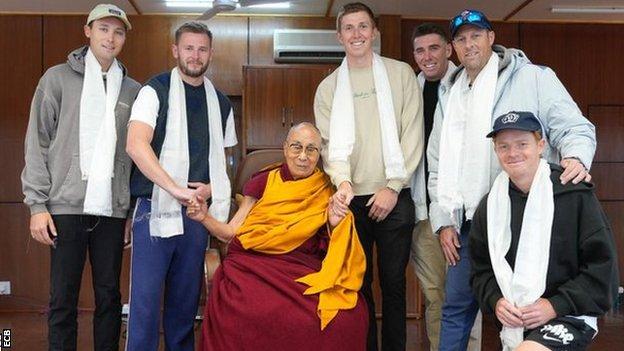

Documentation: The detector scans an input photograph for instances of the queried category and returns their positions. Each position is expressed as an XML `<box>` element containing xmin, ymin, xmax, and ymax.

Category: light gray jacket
<box><xmin>427</xmin><ymin>45</ymin><xmax>596</xmax><ymax>233</ymax></box>
<box><xmin>21</xmin><ymin>46</ymin><xmax>141</xmax><ymax>218</ymax></box>
<box><xmin>410</xmin><ymin>61</ymin><xmax>457</xmax><ymax>222</ymax></box>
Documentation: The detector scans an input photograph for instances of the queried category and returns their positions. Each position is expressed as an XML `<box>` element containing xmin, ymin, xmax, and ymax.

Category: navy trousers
<box><xmin>126</xmin><ymin>198</ymin><xmax>208</xmax><ymax>351</ymax></box>
<box><xmin>438</xmin><ymin>220</ymin><xmax>480</xmax><ymax>351</ymax></box>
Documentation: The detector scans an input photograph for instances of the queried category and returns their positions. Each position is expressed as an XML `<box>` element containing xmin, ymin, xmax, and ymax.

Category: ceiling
<box><xmin>3</xmin><ymin>0</ymin><xmax>624</xmax><ymax>22</ymax></box>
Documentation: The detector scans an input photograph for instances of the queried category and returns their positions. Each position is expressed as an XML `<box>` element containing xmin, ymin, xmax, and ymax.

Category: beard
<box><xmin>178</xmin><ymin>57</ymin><xmax>209</xmax><ymax>78</ymax></box>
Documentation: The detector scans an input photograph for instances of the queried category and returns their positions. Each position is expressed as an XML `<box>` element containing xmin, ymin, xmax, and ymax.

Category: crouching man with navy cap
<box><xmin>469</xmin><ymin>111</ymin><xmax>619</xmax><ymax>351</ymax></box>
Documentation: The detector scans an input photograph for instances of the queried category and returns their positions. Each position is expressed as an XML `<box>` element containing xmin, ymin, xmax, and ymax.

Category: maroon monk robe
<box><xmin>201</xmin><ymin>164</ymin><xmax>368</xmax><ymax>351</ymax></box>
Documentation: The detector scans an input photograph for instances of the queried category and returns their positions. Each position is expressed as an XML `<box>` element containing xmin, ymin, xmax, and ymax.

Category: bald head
<box><xmin>283</xmin><ymin>122</ymin><xmax>322</xmax><ymax>180</ymax></box>
<box><xmin>285</xmin><ymin>122</ymin><xmax>322</xmax><ymax>145</ymax></box>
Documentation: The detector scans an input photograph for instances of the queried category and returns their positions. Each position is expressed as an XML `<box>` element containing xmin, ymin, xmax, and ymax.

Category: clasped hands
<box><xmin>329</xmin><ymin>182</ymin><xmax>399</xmax><ymax>227</ymax></box>
<box><xmin>180</xmin><ymin>182</ymin><xmax>211</xmax><ymax>219</ymax></box>
<box><xmin>167</xmin><ymin>181</ymin><xmax>211</xmax><ymax>221</ymax></box>
<box><xmin>495</xmin><ymin>297</ymin><xmax>557</xmax><ymax>330</ymax></box>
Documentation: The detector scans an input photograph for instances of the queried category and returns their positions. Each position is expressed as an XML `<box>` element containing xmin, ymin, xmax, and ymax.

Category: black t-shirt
<box><xmin>423</xmin><ymin>79</ymin><xmax>440</xmax><ymax>148</ymax></box>
<box><xmin>184</xmin><ymin>81</ymin><xmax>210</xmax><ymax>183</ymax></box>
<box><xmin>423</xmin><ymin>79</ymin><xmax>440</xmax><ymax>204</ymax></box>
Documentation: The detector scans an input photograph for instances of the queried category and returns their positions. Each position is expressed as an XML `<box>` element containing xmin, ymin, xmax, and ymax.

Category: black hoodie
<box><xmin>469</xmin><ymin>163</ymin><xmax>619</xmax><ymax>318</ymax></box>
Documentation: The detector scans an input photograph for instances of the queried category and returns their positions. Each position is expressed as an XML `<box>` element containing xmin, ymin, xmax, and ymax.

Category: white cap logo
<box><xmin>501</xmin><ymin>112</ymin><xmax>520</xmax><ymax>124</ymax></box>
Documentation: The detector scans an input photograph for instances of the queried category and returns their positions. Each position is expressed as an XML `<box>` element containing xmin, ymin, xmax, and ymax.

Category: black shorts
<box><xmin>524</xmin><ymin>316</ymin><xmax>595</xmax><ymax>351</ymax></box>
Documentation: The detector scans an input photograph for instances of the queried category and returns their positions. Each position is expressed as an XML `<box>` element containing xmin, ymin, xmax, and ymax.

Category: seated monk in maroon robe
<box><xmin>187</xmin><ymin>122</ymin><xmax>369</xmax><ymax>351</ymax></box>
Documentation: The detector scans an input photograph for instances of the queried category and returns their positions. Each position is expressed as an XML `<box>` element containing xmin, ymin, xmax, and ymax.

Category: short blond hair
<box><xmin>336</xmin><ymin>2</ymin><xmax>376</xmax><ymax>31</ymax></box>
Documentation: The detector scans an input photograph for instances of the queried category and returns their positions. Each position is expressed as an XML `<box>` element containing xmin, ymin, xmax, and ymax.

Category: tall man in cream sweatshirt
<box><xmin>314</xmin><ymin>3</ymin><xmax>423</xmax><ymax>350</ymax></box>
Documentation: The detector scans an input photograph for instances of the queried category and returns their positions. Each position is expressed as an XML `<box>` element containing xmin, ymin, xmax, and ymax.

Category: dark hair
<box><xmin>336</xmin><ymin>2</ymin><xmax>376</xmax><ymax>31</ymax></box>
<box><xmin>411</xmin><ymin>22</ymin><xmax>450</xmax><ymax>44</ymax></box>
<box><xmin>174</xmin><ymin>21</ymin><xmax>213</xmax><ymax>45</ymax></box>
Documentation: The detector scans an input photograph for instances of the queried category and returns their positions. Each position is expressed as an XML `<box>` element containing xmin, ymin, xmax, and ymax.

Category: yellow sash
<box><xmin>237</xmin><ymin>167</ymin><xmax>366</xmax><ymax>329</ymax></box>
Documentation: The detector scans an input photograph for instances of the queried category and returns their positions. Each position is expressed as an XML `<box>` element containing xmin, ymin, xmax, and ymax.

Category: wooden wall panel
<box><xmin>120</xmin><ymin>15</ymin><xmax>173</xmax><ymax>85</ymax></box>
<box><xmin>520</xmin><ymin>23</ymin><xmax>624</xmax><ymax>115</ymax></box>
<box><xmin>42</xmin><ymin>16</ymin><xmax>87</xmax><ymax>71</ymax></box>
<box><xmin>249</xmin><ymin>17</ymin><xmax>336</xmax><ymax>66</ymax></box>
<box><xmin>0</xmin><ymin>140</ymin><xmax>26</xmax><ymax>203</ymax></box>
<box><xmin>490</xmin><ymin>21</ymin><xmax>520</xmax><ymax>50</ymax></box>
<box><xmin>587</xmin><ymin>105</ymin><xmax>624</xmax><ymax>282</ymax></box>
<box><xmin>0</xmin><ymin>204</ymin><xmax>48</xmax><ymax>308</ymax></box>
<box><xmin>0</xmin><ymin>15</ymin><xmax>42</xmax><ymax>138</ymax></box>
<box><xmin>0</xmin><ymin>16</ymin><xmax>42</xmax><ymax>202</ymax></box>
<box><xmin>592</xmin><ymin>163</ymin><xmax>624</xmax><ymax>201</ymax></box>
<box><xmin>602</xmin><ymin>202</ymin><xmax>624</xmax><ymax>283</ymax></box>
<box><xmin>204</xmin><ymin>16</ymin><xmax>248</xmax><ymax>96</ymax></box>
<box><xmin>588</xmin><ymin>106</ymin><xmax>624</xmax><ymax>163</ymax></box>
<box><xmin>378</xmin><ymin>15</ymin><xmax>402</xmax><ymax>59</ymax></box>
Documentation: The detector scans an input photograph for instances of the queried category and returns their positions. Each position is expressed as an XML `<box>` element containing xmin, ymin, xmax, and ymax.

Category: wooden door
<box><xmin>243</xmin><ymin>67</ymin><xmax>287</xmax><ymax>150</ymax></box>
<box><xmin>285</xmin><ymin>67</ymin><xmax>333</xmax><ymax>127</ymax></box>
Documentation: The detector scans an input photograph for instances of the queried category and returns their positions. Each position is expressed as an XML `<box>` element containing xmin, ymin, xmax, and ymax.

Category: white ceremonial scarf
<box><xmin>328</xmin><ymin>53</ymin><xmax>407</xmax><ymax>180</ymax></box>
<box><xmin>150</xmin><ymin>67</ymin><xmax>231</xmax><ymax>238</ymax></box>
<box><xmin>437</xmin><ymin>52</ymin><xmax>499</xmax><ymax>224</ymax></box>
<box><xmin>487</xmin><ymin>159</ymin><xmax>554</xmax><ymax>350</ymax></box>
<box><xmin>80</xmin><ymin>48</ymin><xmax>123</xmax><ymax>216</ymax></box>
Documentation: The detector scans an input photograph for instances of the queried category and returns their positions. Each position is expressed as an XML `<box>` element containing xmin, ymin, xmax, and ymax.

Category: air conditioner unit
<box><xmin>273</xmin><ymin>29</ymin><xmax>381</xmax><ymax>63</ymax></box>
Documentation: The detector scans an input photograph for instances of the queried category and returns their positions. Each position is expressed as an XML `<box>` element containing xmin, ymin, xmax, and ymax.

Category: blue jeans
<box><xmin>126</xmin><ymin>198</ymin><xmax>208</xmax><ymax>351</ymax></box>
<box><xmin>438</xmin><ymin>220</ymin><xmax>479</xmax><ymax>351</ymax></box>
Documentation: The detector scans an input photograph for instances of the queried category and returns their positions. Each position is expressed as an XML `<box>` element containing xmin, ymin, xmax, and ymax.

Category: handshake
<box><xmin>169</xmin><ymin>182</ymin><xmax>212</xmax><ymax>222</ymax></box>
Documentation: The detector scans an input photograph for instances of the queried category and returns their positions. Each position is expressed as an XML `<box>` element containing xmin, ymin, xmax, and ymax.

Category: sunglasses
<box><xmin>451</xmin><ymin>11</ymin><xmax>489</xmax><ymax>29</ymax></box>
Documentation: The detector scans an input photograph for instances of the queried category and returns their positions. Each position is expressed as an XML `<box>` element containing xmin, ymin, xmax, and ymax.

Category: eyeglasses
<box><xmin>287</xmin><ymin>143</ymin><xmax>320</xmax><ymax>157</ymax></box>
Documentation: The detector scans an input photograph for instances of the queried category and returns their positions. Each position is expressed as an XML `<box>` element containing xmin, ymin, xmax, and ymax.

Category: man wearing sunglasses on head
<box><xmin>427</xmin><ymin>9</ymin><xmax>596</xmax><ymax>350</ymax></box>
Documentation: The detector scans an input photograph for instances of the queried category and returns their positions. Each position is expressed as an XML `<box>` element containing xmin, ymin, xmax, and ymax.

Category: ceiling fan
<box><xmin>198</xmin><ymin>0</ymin><xmax>292</xmax><ymax>20</ymax></box>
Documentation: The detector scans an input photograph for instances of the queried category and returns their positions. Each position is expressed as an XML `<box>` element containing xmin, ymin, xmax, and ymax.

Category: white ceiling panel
<box><xmin>0</xmin><ymin>0</ymin><xmax>137</xmax><ymax>14</ymax></box>
<box><xmin>330</xmin><ymin>0</ymin><xmax>527</xmax><ymax>20</ymax></box>
<box><xmin>139</xmin><ymin>0</ymin><xmax>326</xmax><ymax>16</ymax></box>
<box><xmin>1</xmin><ymin>0</ymin><xmax>624</xmax><ymax>23</ymax></box>
<box><xmin>512</xmin><ymin>0</ymin><xmax>624</xmax><ymax>22</ymax></box>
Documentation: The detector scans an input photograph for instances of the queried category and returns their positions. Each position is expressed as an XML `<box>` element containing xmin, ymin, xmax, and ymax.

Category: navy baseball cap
<box><xmin>486</xmin><ymin>111</ymin><xmax>542</xmax><ymax>138</ymax></box>
<box><xmin>450</xmin><ymin>9</ymin><xmax>492</xmax><ymax>38</ymax></box>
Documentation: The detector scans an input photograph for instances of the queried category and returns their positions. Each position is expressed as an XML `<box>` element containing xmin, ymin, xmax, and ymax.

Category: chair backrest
<box><xmin>234</xmin><ymin>149</ymin><xmax>285</xmax><ymax>194</ymax></box>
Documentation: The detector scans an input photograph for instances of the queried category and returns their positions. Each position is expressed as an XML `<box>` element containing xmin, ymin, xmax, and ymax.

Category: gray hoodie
<box><xmin>21</xmin><ymin>46</ymin><xmax>141</xmax><ymax>218</ymax></box>
<box><xmin>427</xmin><ymin>45</ymin><xmax>596</xmax><ymax>232</ymax></box>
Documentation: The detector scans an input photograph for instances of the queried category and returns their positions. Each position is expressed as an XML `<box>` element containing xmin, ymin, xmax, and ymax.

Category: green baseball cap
<box><xmin>87</xmin><ymin>4</ymin><xmax>132</xmax><ymax>30</ymax></box>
